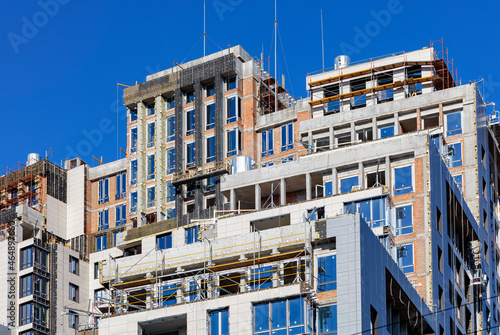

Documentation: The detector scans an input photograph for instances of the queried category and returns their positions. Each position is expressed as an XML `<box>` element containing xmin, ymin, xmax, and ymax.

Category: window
<box><xmin>20</xmin><ymin>274</ymin><xmax>33</xmax><ymax>298</ymax></box>
<box><xmin>21</xmin><ymin>246</ymin><xmax>33</xmax><ymax>270</ymax></box>
<box><xmin>98</xmin><ymin>178</ymin><xmax>109</xmax><ymax>204</ymax></box>
<box><xmin>113</xmin><ymin>230</ymin><xmax>123</xmax><ymax>247</ymax></box>
<box><xmin>129</xmin><ymin>109</ymin><xmax>137</xmax><ymax>122</ymax></box>
<box><xmin>115</xmin><ymin>172</ymin><xmax>126</xmax><ymax>200</ymax></box>
<box><xmin>324</xmin><ymin>180</ymin><xmax>333</xmax><ymax>197</ymax></box>
<box><xmin>147</xmin><ymin>186</ymin><xmax>155</xmax><ymax>208</ymax></box>
<box><xmin>336</xmin><ymin>133</ymin><xmax>351</xmax><ymax>147</ymax></box>
<box><xmin>209</xmin><ymin>308</ymin><xmax>229</xmax><ymax>335</ymax></box>
<box><xmin>357</xmin><ymin>128</ymin><xmax>373</xmax><ymax>142</ymax></box>
<box><xmin>186</xmin><ymin>109</ymin><xmax>195</xmax><ymax>136</ymax></box>
<box><xmin>345</xmin><ymin>197</ymin><xmax>386</xmax><ymax>228</ymax></box>
<box><xmin>281</xmin><ymin>156</ymin><xmax>294</xmax><ymax>164</ymax></box>
<box><xmin>318</xmin><ymin>255</ymin><xmax>337</xmax><ymax>292</ymax></box>
<box><xmin>166</xmin><ymin>95</ymin><xmax>175</xmax><ymax>110</ymax></box>
<box><xmin>69</xmin><ymin>256</ymin><xmax>79</xmax><ymax>275</ymax></box>
<box><xmin>167</xmin><ymin>148</ymin><xmax>175</xmax><ymax>174</ymax></box>
<box><xmin>206</xmin><ymin>136</ymin><xmax>215</xmax><ymax>163</ymax></box>
<box><xmin>366</xmin><ymin>171</ymin><xmax>385</xmax><ymax>188</ymax></box>
<box><xmin>379</xmin><ymin>124</ymin><xmax>394</xmax><ymax>138</ymax></box>
<box><xmin>261</xmin><ymin>129</ymin><xmax>274</xmax><ymax>157</ymax></box>
<box><xmin>147</xmin><ymin>103</ymin><xmax>155</xmax><ymax>116</ymax></box>
<box><xmin>250</xmin><ymin>265</ymin><xmax>273</xmax><ymax>290</ymax></box>
<box><xmin>69</xmin><ymin>310</ymin><xmax>78</xmax><ymax>329</ymax></box>
<box><xmin>115</xmin><ymin>204</ymin><xmax>126</xmax><ymax>226</ymax></box>
<box><xmin>206</xmin><ymin>82</ymin><xmax>215</xmax><ymax>97</ymax></box>
<box><xmin>446</xmin><ymin>111</ymin><xmax>462</xmax><ymax>136</ymax></box>
<box><xmin>185</xmin><ymin>89</ymin><xmax>195</xmax><ymax>103</ymax></box>
<box><xmin>227</xmin><ymin>129</ymin><xmax>242</xmax><ymax>157</ymax></box>
<box><xmin>226</xmin><ymin>96</ymin><xmax>241</xmax><ymax>124</ymax></box>
<box><xmin>318</xmin><ymin>305</ymin><xmax>337</xmax><ymax>335</ymax></box>
<box><xmin>397</xmin><ymin>243</ymin><xmax>414</xmax><ymax>273</ymax></box>
<box><xmin>98</xmin><ymin>209</ymin><xmax>109</xmax><ymax>231</ymax></box>
<box><xmin>453</xmin><ymin>174</ymin><xmax>463</xmax><ymax>194</ymax></box>
<box><xmin>377</xmin><ymin>72</ymin><xmax>394</xmax><ymax>102</ymax></box>
<box><xmin>69</xmin><ymin>283</ymin><xmax>79</xmax><ymax>302</ymax></box>
<box><xmin>166</xmin><ymin>115</ymin><xmax>175</xmax><ymax>142</ymax></box>
<box><xmin>206</xmin><ymin>103</ymin><xmax>215</xmax><ymax>130</ymax></box>
<box><xmin>438</xmin><ymin>246</ymin><xmax>443</xmax><ymax>273</ymax></box>
<box><xmin>167</xmin><ymin>181</ymin><xmax>176</xmax><ymax>202</ymax></box>
<box><xmin>131</xmin><ymin>160</ymin><xmax>137</xmax><ymax>185</ymax></box>
<box><xmin>130</xmin><ymin>191</ymin><xmax>137</xmax><ymax>213</ymax></box>
<box><xmin>20</xmin><ymin>302</ymin><xmax>33</xmax><ymax>326</ymax></box>
<box><xmin>131</xmin><ymin>127</ymin><xmax>137</xmax><ymax>153</ymax></box>
<box><xmin>96</xmin><ymin>235</ymin><xmax>107</xmax><ymax>252</ymax></box>
<box><xmin>157</xmin><ymin>233</ymin><xmax>172</xmax><ymax>250</ymax></box>
<box><xmin>186</xmin><ymin>142</ymin><xmax>195</xmax><ymax>168</ymax></box>
<box><xmin>350</xmin><ymin>78</ymin><xmax>367</xmax><ymax>109</ymax></box>
<box><xmin>161</xmin><ymin>283</ymin><xmax>177</xmax><ymax>306</ymax></box>
<box><xmin>340</xmin><ymin>175</ymin><xmax>358</xmax><ymax>193</ymax></box>
<box><xmin>226</xmin><ymin>75</ymin><xmax>237</xmax><ymax>91</ymax></box>
<box><xmin>33</xmin><ymin>304</ymin><xmax>47</xmax><ymax>327</ymax></box>
<box><xmin>147</xmin><ymin>154</ymin><xmax>155</xmax><ymax>180</ymax></box>
<box><xmin>94</xmin><ymin>288</ymin><xmax>106</xmax><ymax>304</ymax></box>
<box><xmin>395</xmin><ymin>204</ymin><xmax>413</xmax><ymax>235</ymax></box>
<box><xmin>206</xmin><ymin>177</ymin><xmax>216</xmax><ymax>193</ymax></box>
<box><xmin>281</xmin><ymin>123</ymin><xmax>294</xmax><ymax>152</ymax></box>
<box><xmin>34</xmin><ymin>248</ymin><xmax>47</xmax><ymax>271</ymax></box>
<box><xmin>34</xmin><ymin>277</ymin><xmax>48</xmax><ymax>299</ymax></box>
<box><xmin>147</xmin><ymin>122</ymin><xmax>155</xmax><ymax>148</ymax></box>
<box><xmin>437</xmin><ymin>207</ymin><xmax>442</xmax><ymax>235</ymax></box>
<box><xmin>448</xmin><ymin>142</ymin><xmax>462</xmax><ymax>167</ymax></box>
<box><xmin>94</xmin><ymin>262</ymin><xmax>99</xmax><ymax>279</ymax></box>
<box><xmin>185</xmin><ymin>226</ymin><xmax>200</xmax><ymax>244</ymax></box>
<box><xmin>324</xmin><ymin>84</ymin><xmax>340</xmax><ymax>114</ymax></box>
<box><xmin>166</xmin><ymin>207</ymin><xmax>176</xmax><ymax>219</ymax></box>
<box><xmin>254</xmin><ymin>297</ymin><xmax>307</xmax><ymax>335</ymax></box>
<box><xmin>393</xmin><ymin>165</ymin><xmax>413</xmax><ymax>195</ymax></box>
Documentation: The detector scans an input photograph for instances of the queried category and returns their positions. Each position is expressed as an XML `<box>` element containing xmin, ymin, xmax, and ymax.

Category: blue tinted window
<box><xmin>206</xmin><ymin>83</ymin><xmax>215</xmax><ymax>97</ymax></box>
<box><xmin>397</xmin><ymin>243</ymin><xmax>414</xmax><ymax>273</ymax></box>
<box><xmin>449</xmin><ymin>142</ymin><xmax>462</xmax><ymax>167</ymax></box>
<box><xmin>379</xmin><ymin>125</ymin><xmax>394</xmax><ymax>139</ymax></box>
<box><xmin>130</xmin><ymin>191</ymin><xmax>137</xmax><ymax>212</ymax></box>
<box><xmin>254</xmin><ymin>303</ymin><xmax>269</xmax><ymax>332</ymax></box>
<box><xmin>251</xmin><ymin>266</ymin><xmax>273</xmax><ymax>290</ymax></box>
<box><xmin>281</xmin><ymin>123</ymin><xmax>294</xmax><ymax>152</ymax></box>
<box><xmin>131</xmin><ymin>128</ymin><xmax>137</xmax><ymax>153</ymax></box>
<box><xmin>453</xmin><ymin>174</ymin><xmax>463</xmax><ymax>194</ymax></box>
<box><xmin>98</xmin><ymin>178</ymin><xmax>109</xmax><ymax>204</ymax></box>
<box><xmin>207</xmin><ymin>137</ymin><xmax>215</xmax><ymax>163</ymax></box>
<box><xmin>98</xmin><ymin>210</ymin><xmax>109</xmax><ymax>231</ymax></box>
<box><xmin>254</xmin><ymin>298</ymin><xmax>305</xmax><ymax>334</ymax></box>
<box><xmin>340</xmin><ymin>176</ymin><xmax>358</xmax><ymax>193</ymax></box>
<box><xmin>166</xmin><ymin>182</ymin><xmax>175</xmax><ymax>202</ymax></box>
<box><xmin>161</xmin><ymin>284</ymin><xmax>177</xmax><ymax>306</ymax></box>
<box><xmin>227</xmin><ymin>129</ymin><xmax>240</xmax><ymax>157</ymax></box>
<box><xmin>446</xmin><ymin>111</ymin><xmax>462</xmax><ymax>136</ymax></box>
<box><xmin>131</xmin><ymin>160</ymin><xmax>137</xmax><ymax>185</ymax></box>
<box><xmin>156</xmin><ymin>233</ymin><xmax>172</xmax><ymax>250</ymax></box>
<box><xmin>185</xmin><ymin>226</ymin><xmax>199</xmax><ymax>244</ymax></box>
<box><xmin>185</xmin><ymin>90</ymin><xmax>195</xmax><ymax>103</ymax></box>
<box><xmin>147</xmin><ymin>122</ymin><xmax>155</xmax><ymax>147</ymax></box>
<box><xmin>147</xmin><ymin>187</ymin><xmax>155</xmax><ymax>208</ymax></box>
<box><xmin>318</xmin><ymin>305</ymin><xmax>337</xmax><ymax>334</ymax></box>
<box><xmin>318</xmin><ymin>255</ymin><xmax>337</xmax><ymax>292</ymax></box>
<box><xmin>115</xmin><ymin>204</ymin><xmax>126</xmax><ymax>226</ymax></box>
<box><xmin>166</xmin><ymin>116</ymin><xmax>175</xmax><ymax>142</ymax></box>
<box><xmin>186</xmin><ymin>109</ymin><xmax>195</xmax><ymax>136</ymax></box>
<box><xmin>394</xmin><ymin>165</ymin><xmax>413</xmax><ymax>195</ymax></box>
<box><xmin>262</xmin><ymin>129</ymin><xmax>274</xmax><ymax>157</ymax></box>
<box><xmin>166</xmin><ymin>96</ymin><xmax>175</xmax><ymax>110</ymax></box>
<box><xmin>396</xmin><ymin>205</ymin><xmax>413</xmax><ymax>235</ymax></box>
<box><xmin>187</xmin><ymin>143</ymin><xmax>195</xmax><ymax>168</ymax></box>
<box><xmin>167</xmin><ymin>148</ymin><xmax>175</xmax><ymax>174</ymax></box>
<box><xmin>147</xmin><ymin>104</ymin><xmax>155</xmax><ymax>116</ymax></box>
<box><xmin>324</xmin><ymin>181</ymin><xmax>333</xmax><ymax>197</ymax></box>
<box><xmin>96</xmin><ymin>235</ymin><xmax>107</xmax><ymax>251</ymax></box>
<box><xmin>147</xmin><ymin>155</ymin><xmax>155</xmax><ymax>180</ymax></box>
<box><xmin>272</xmin><ymin>300</ymin><xmax>286</xmax><ymax>329</ymax></box>
<box><xmin>130</xmin><ymin>109</ymin><xmax>137</xmax><ymax>122</ymax></box>
<box><xmin>209</xmin><ymin>308</ymin><xmax>229</xmax><ymax>335</ymax></box>
<box><xmin>206</xmin><ymin>103</ymin><xmax>215</xmax><ymax>130</ymax></box>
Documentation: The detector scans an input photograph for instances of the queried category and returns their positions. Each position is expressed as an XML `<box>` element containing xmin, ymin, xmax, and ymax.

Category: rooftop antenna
<box><xmin>203</xmin><ymin>0</ymin><xmax>206</xmax><ymax>57</ymax></box>
<box><xmin>321</xmin><ymin>9</ymin><xmax>325</xmax><ymax>72</ymax></box>
<box><xmin>274</xmin><ymin>0</ymin><xmax>278</xmax><ymax>113</ymax></box>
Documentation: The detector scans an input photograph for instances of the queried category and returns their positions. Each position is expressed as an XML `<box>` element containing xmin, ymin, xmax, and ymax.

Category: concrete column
<box><xmin>280</xmin><ymin>178</ymin><xmax>286</xmax><ymax>206</ymax></box>
<box><xmin>350</xmin><ymin>122</ymin><xmax>356</xmax><ymax>143</ymax></box>
<box><xmin>329</xmin><ymin>127</ymin><xmax>335</xmax><ymax>149</ymax></box>
<box><xmin>385</xmin><ymin>157</ymin><xmax>391</xmax><ymax>190</ymax></box>
<box><xmin>176</xmin><ymin>284</ymin><xmax>183</xmax><ymax>304</ymax></box>
<box><xmin>394</xmin><ymin>113</ymin><xmax>400</xmax><ymax>135</ymax></box>
<box><xmin>255</xmin><ymin>184</ymin><xmax>261</xmax><ymax>210</ymax></box>
<box><xmin>438</xmin><ymin>103</ymin><xmax>444</xmax><ymax>126</ymax></box>
<box><xmin>332</xmin><ymin>168</ymin><xmax>338</xmax><ymax>195</ymax></box>
<box><xmin>372</xmin><ymin>117</ymin><xmax>378</xmax><ymax>140</ymax></box>
<box><xmin>146</xmin><ymin>286</ymin><xmax>153</xmax><ymax>309</ymax></box>
<box><xmin>306</xmin><ymin>173</ymin><xmax>312</xmax><ymax>200</ymax></box>
<box><xmin>416</xmin><ymin>108</ymin><xmax>421</xmax><ymax>131</ymax></box>
<box><xmin>358</xmin><ymin>162</ymin><xmax>364</xmax><ymax>190</ymax></box>
<box><xmin>239</xmin><ymin>270</ymin><xmax>248</xmax><ymax>293</ymax></box>
<box><xmin>230</xmin><ymin>189</ymin><xmax>236</xmax><ymax>211</ymax></box>
<box><xmin>308</xmin><ymin>131</ymin><xmax>313</xmax><ymax>153</ymax></box>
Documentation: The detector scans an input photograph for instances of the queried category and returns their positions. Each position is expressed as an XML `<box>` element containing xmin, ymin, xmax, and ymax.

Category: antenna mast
<box><xmin>274</xmin><ymin>0</ymin><xmax>278</xmax><ymax>113</ymax></box>
<box><xmin>321</xmin><ymin>9</ymin><xmax>325</xmax><ymax>72</ymax></box>
<box><xmin>203</xmin><ymin>0</ymin><xmax>206</xmax><ymax>57</ymax></box>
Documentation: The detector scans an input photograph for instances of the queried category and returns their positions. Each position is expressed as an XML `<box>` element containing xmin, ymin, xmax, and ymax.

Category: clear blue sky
<box><xmin>1</xmin><ymin>0</ymin><xmax>499</xmax><ymax>171</ymax></box>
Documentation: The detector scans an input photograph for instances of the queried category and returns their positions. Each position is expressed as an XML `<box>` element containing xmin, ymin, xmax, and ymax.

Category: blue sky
<box><xmin>1</xmin><ymin>0</ymin><xmax>499</xmax><ymax>171</ymax></box>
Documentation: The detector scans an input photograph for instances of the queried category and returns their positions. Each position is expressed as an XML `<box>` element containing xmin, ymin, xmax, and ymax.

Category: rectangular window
<box><xmin>206</xmin><ymin>136</ymin><xmax>215</xmax><ymax>163</ymax></box>
<box><xmin>393</xmin><ymin>165</ymin><xmax>413</xmax><ymax>195</ymax></box>
<box><xmin>115</xmin><ymin>204</ymin><xmax>126</xmax><ymax>226</ymax></box>
<box><xmin>206</xmin><ymin>82</ymin><xmax>215</xmax><ymax>97</ymax></box>
<box><xmin>324</xmin><ymin>84</ymin><xmax>340</xmax><ymax>114</ymax></box>
<box><xmin>113</xmin><ymin>231</ymin><xmax>123</xmax><ymax>247</ymax></box>
<box><xmin>227</xmin><ymin>129</ymin><xmax>241</xmax><ymax>157</ymax></box>
<box><xmin>379</xmin><ymin>124</ymin><xmax>394</xmax><ymax>138</ymax></box>
<box><xmin>69</xmin><ymin>256</ymin><xmax>79</xmax><ymax>275</ymax></box>
<box><xmin>324</xmin><ymin>180</ymin><xmax>333</xmax><ymax>197</ymax></box>
<box><xmin>147</xmin><ymin>103</ymin><xmax>155</xmax><ymax>116</ymax></box>
<box><xmin>396</xmin><ymin>204</ymin><xmax>413</xmax><ymax>235</ymax></box>
<box><xmin>209</xmin><ymin>308</ymin><xmax>229</xmax><ymax>335</ymax></box>
<box><xmin>147</xmin><ymin>154</ymin><xmax>155</xmax><ymax>180</ymax></box>
<box><xmin>318</xmin><ymin>305</ymin><xmax>337</xmax><ymax>335</ymax></box>
<box><xmin>206</xmin><ymin>103</ymin><xmax>215</xmax><ymax>130</ymax></box>
<box><xmin>453</xmin><ymin>174</ymin><xmax>463</xmax><ymax>194</ymax></box>
<box><xmin>34</xmin><ymin>277</ymin><xmax>48</xmax><ymax>299</ymax></box>
<box><xmin>350</xmin><ymin>78</ymin><xmax>367</xmax><ymax>109</ymax></box>
<box><xmin>185</xmin><ymin>226</ymin><xmax>200</xmax><ymax>244</ymax></box>
<box><xmin>345</xmin><ymin>197</ymin><xmax>386</xmax><ymax>228</ymax></box>
<box><xmin>206</xmin><ymin>177</ymin><xmax>216</xmax><ymax>192</ymax></box>
<box><xmin>340</xmin><ymin>175</ymin><xmax>358</xmax><ymax>194</ymax></box>
<box><xmin>448</xmin><ymin>142</ymin><xmax>462</xmax><ymax>168</ymax></box>
<box><xmin>186</xmin><ymin>109</ymin><xmax>195</xmax><ymax>136</ymax></box>
<box><xmin>94</xmin><ymin>262</ymin><xmax>99</xmax><ymax>280</ymax></box>
<box><xmin>160</xmin><ymin>283</ymin><xmax>177</xmax><ymax>306</ymax></box>
<box><xmin>446</xmin><ymin>111</ymin><xmax>462</xmax><ymax>136</ymax></box>
<box><xmin>185</xmin><ymin>89</ymin><xmax>195</xmax><ymax>104</ymax></box>
<box><xmin>377</xmin><ymin>72</ymin><xmax>394</xmax><ymax>102</ymax></box>
<box><xmin>166</xmin><ymin>181</ymin><xmax>176</xmax><ymax>202</ymax></box>
<box><xmin>129</xmin><ymin>109</ymin><xmax>137</xmax><ymax>122</ymax></box>
<box><xmin>226</xmin><ymin>96</ymin><xmax>241</xmax><ymax>124</ymax></box>
<box><xmin>33</xmin><ymin>304</ymin><xmax>47</xmax><ymax>328</ymax></box>
<box><xmin>94</xmin><ymin>288</ymin><xmax>106</xmax><ymax>304</ymax></box>
<box><xmin>98</xmin><ymin>178</ymin><xmax>109</xmax><ymax>204</ymax></box>
<box><xmin>131</xmin><ymin>160</ymin><xmax>137</xmax><ymax>185</ymax></box>
<box><xmin>115</xmin><ymin>172</ymin><xmax>126</xmax><ymax>200</ymax></box>
<box><xmin>20</xmin><ymin>274</ymin><xmax>33</xmax><ymax>298</ymax></box>
<box><xmin>98</xmin><ymin>209</ymin><xmax>109</xmax><ymax>231</ymax></box>
<box><xmin>96</xmin><ymin>235</ymin><xmax>107</xmax><ymax>252</ymax></box>
<box><xmin>397</xmin><ymin>243</ymin><xmax>414</xmax><ymax>273</ymax></box>
<box><xmin>281</xmin><ymin>123</ymin><xmax>294</xmax><ymax>152</ymax></box>
<box><xmin>254</xmin><ymin>297</ymin><xmax>306</xmax><ymax>335</ymax></box>
<box><xmin>147</xmin><ymin>122</ymin><xmax>155</xmax><ymax>148</ymax></box>
<box><xmin>69</xmin><ymin>283</ymin><xmax>79</xmax><ymax>302</ymax></box>
<box><xmin>147</xmin><ymin>186</ymin><xmax>155</xmax><ymax>208</ymax></box>
<box><xmin>68</xmin><ymin>310</ymin><xmax>78</xmax><ymax>329</ymax></box>
<box><xmin>336</xmin><ymin>133</ymin><xmax>351</xmax><ymax>147</ymax></box>
<box><xmin>130</xmin><ymin>191</ymin><xmax>137</xmax><ymax>213</ymax></box>
<box><xmin>226</xmin><ymin>75</ymin><xmax>237</xmax><ymax>91</ymax></box>
<box><xmin>130</xmin><ymin>127</ymin><xmax>137</xmax><ymax>153</ymax></box>
<box><xmin>261</xmin><ymin>129</ymin><xmax>274</xmax><ymax>157</ymax></box>
<box><xmin>366</xmin><ymin>171</ymin><xmax>385</xmax><ymax>188</ymax></box>
<box><xmin>166</xmin><ymin>95</ymin><xmax>175</xmax><ymax>110</ymax></box>
<box><xmin>167</xmin><ymin>148</ymin><xmax>175</xmax><ymax>174</ymax></box>
<box><xmin>20</xmin><ymin>302</ymin><xmax>33</xmax><ymax>326</ymax></box>
<box><xmin>21</xmin><ymin>246</ymin><xmax>33</xmax><ymax>270</ymax></box>
<box><xmin>166</xmin><ymin>207</ymin><xmax>176</xmax><ymax>219</ymax></box>
<box><xmin>34</xmin><ymin>248</ymin><xmax>47</xmax><ymax>271</ymax></box>
<box><xmin>186</xmin><ymin>142</ymin><xmax>195</xmax><ymax>168</ymax></box>
<box><xmin>157</xmin><ymin>233</ymin><xmax>172</xmax><ymax>250</ymax></box>
<box><xmin>166</xmin><ymin>115</ymin><xmax>175</xmax><ymax>142</ymax></box>
<box><xmin>318</xmin><ymin>255</ymin><xmax>337</xmax><ymax>292</ymax></box>
<box><xmin>357</xmin><ymin>128</ymin><xmax>373</xmax><ymax>142</ymax></box>
<box><xmin>250</xmin><ymin>265</ymin><xmax>273</xmax><ymax>290</ymax></box>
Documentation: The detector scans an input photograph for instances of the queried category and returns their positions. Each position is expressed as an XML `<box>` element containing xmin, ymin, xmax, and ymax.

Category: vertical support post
<box><xmin>255</xmin><ymin>184</ymin><xmax>261</xmax><ymax>210</ymax></box>
<box><xmin>385</xmin><ymin>157</ymin><xmax>391</xmax><ymax>191</ymax></box>
<box><xmin>280</xmin><ymin>178</ymin><xmax>286</xmax><ymax>206</ymax></box>
<box><xmin>332</xmin><ymin>168</ymin><xmax>338</xmax><ymax>195</ymax></box>
<box><xmin>329</xmin><ymin>126</ymin><xmax>334</xmax><ymax>149</ymax></box>
<box><xmin>372</xmin><ymin>117</ymin><xmax>378</xmax><ymax>140</ymax></box>
<box><xmin>306</xmin><ymin>173</ymin><xmax>312</xmax><ymax>200</ymax></box>
<box><xmin>350</xmin><ymin>122</ymin><xmax>356</xmax><ymax>143</ymax></box>
<box><xmin>308</xmin><ymin>131</ymin><xmax>313</xmax><ymax>153</ymax></box>
<box><xmin>358</xmin><ymin>162</ymin><xmax>364</xmax><ymax>190</ymax></box>
<box><xmin>230</xmin><ymin>189</ymin><xmax>236</xmax><ymax>211</ymax></box>
<box><xmin>438</xmin><ymin>103</ymin><xmax>444</xmax><ymax>127</ymax></box>
<box><xmin>394</xmin><ymin>113</ymin><xmax>400</xmax><ymax>135</ymax></box>
<box><xmin>416</xmin><ymin>108</ymin><xmax>421</xmax><ymax>131</ymax></box>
